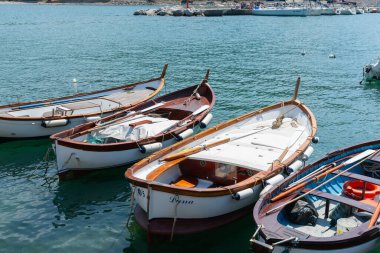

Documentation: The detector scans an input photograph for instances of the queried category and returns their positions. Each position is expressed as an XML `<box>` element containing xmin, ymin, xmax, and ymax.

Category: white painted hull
<box><xmin>126</xmin><ymin>97</ymin><xmax>317</xmax><ymax>229</ymax></box>
<box><xmin>0</xmin><ymin>114</ymin><xmax>111</xmax><ymax>139</ymax></box>
<box><xmin>253</xmin><ymin>8</ymin><xmax>308</xmax><ymax>17</ymax></box>
<box><xmin>132</xmin><ymin>184</ymin><xmax>262</xmax><ymax>219</ymax></box>
<box><xmin>258</xmin><ymin>236</ymin><xmax>380</xmax><ymax>253</ymax></box>
<box><xmin>54</xmin><ymin>137</ymin><xmax>178</xmax><ymax>173</ymax></box>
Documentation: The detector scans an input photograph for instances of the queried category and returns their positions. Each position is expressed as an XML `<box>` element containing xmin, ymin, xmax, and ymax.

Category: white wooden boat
<box><xmin>125</xmin><ymin>78</ymin><xmax>318</xmax><ymax>237</ymax></box>
<box><xmin>0</xmin><ymin>65</ymin><xmax>167</xmax><ymax>140</ymax></box>
<box><xmin>51</xmin><ymin>71</ymin><xmax>215</xmax><ymax>179</ymax></box>
<box><xmin>252</xmin><ymin>7</ymin><xmax>308</xmax><ymax>17</ymax></box>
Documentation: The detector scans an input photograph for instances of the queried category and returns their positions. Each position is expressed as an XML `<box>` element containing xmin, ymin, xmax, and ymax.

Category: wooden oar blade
<box><xmin>369</xmin><ymin>201</ymin><xmax>380</xmax><ymax>228</ymax></box>
<box><xmin>343</xmin><ymin>149</ymin><xmax>375</xmax><ymax>166</ymax></box>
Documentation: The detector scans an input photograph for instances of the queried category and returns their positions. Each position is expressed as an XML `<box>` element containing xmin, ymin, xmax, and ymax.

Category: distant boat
<box><xmin>51</xmin><ymin>72</ymin><xmax>215</xmax><ymax>179</ymax></box>
<box><xmin>362</xmin><ymin>58</ymin><xmax>380</xmax><ymax>84</ymax></box>
<box><xmin>252</xmin><ymin>6</ymin><xmax>308</xmax><ymax>17</ymax></box>
<box><xmin>251</xmin><ymin>140</ymin><xmax>380</xmax><ymax>253</ymax></box>
<box><xmin>369</xmin><ymin>7</ymin><xmax>378</xmax><ymax>13</ymax></box>
<box><xmin>340</xmin><ymin>7</ymin><xmax>357</xmax><ymax>15</ymax></box>
<box><xmin>320</xmin><ymin>7</ymin><xmax>337</xmax><ymax>15</ymax></box>
<box><xmin>125</xmin><ymin>78</ymin><xmax>317</xmax><ymax>237</ymax></box>
<box><xmin>307</xmin><ymin>7</ymin><xmax>322</xmax><ymax>16</ymax></box>
<box><xmin>356</xmin><ymin>8</ymin><xmax>365</xmax><ymax>14</ymax></box>
<box><xmin>0</xmin><ymin>65</ymin><xmax>167</xmax><ymax>140</ymax></box>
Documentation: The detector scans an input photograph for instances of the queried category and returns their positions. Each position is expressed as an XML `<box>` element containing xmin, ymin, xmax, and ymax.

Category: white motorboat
<box><xmin>320</xmin><ymin>7</ymin><xmax>337</xmax><ymax>15</ymax></box>
<box><xmin>340</xmin><ymin>7</ymin><xmax>357</xmax><ymax>15</ymax></box>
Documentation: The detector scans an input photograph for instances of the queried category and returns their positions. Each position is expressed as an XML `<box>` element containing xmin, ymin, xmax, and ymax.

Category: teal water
<box><xmin>0</xmin><ymin>4</ymin><xmax>380</xmax><ymax>252</ymax></box>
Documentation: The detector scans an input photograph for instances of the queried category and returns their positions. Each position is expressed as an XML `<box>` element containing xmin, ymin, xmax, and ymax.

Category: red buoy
<box><xmin>343</xmin><ymin>180</ymin><xmax>380</xmax><ymax>200</ymax></box>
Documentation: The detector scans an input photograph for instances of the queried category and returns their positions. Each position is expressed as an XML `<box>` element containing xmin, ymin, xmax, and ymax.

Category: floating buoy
<box><xmin>139</xmin><ymin>142</ymin><xmax>163</xmax><ymax>154</ymax></box>
<box><xmin>41</xmin><ymin>119</ymin><xmax>69</xmax><ymax>128</ymax></box>
<box><xmin>301</xmin><ymin>50</ymin><xmax>306</xmax><ymax>56</ymax></box>
<box><xmin>176</xmin><ymin>128</ymin><xmax>194</xmax><ymax>141</ymax></box>
<box><xmin>312</xmin><ymin>136</ymin><xmax>320</xmax><ymax>144</ymax></box>
<box><xmin>72</xmin><ymin>78</ymin><xmax>78</xmax><ymax>93</ymax></box>
<box><xmin>200</xmin><ymin>113</ymin><xmax>213</xmax><ymax>129</ymax></box>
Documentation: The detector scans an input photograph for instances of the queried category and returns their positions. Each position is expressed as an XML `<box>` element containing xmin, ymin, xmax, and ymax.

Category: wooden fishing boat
<box><xmin>251</xmin><ymin>140</ymin><xmax>380</xmax><ymax>253</ymax></box>
<box><xmin>0</xmin><ymin>65</ymin><xmax>167</xmax><ymax>140</ymax></box>
<box><xmin>51</xmin><ymin>71</ymin><xmax>215</xmax><ymax>179</ymax></box>
<box><xmin>125</xmin><ymin>78</ymin><xmax>317</xmax><ymax>238</ymax></box>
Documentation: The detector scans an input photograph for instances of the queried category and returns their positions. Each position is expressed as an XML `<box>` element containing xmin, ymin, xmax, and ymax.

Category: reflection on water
<box><xmin>53</xmin><ymin>169</ymin><xmax>129</xmax><ymax>220</ymax></box>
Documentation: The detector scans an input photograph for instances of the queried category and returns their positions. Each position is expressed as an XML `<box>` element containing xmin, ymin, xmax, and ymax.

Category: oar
<box><xmin>285</xmin><ymin>163</ymin><xmax>333</xmax><ymax>190</ymax></box>
<box><xmin>266</xmin><ymin>149</ymin><xmax>379</xmax><ymax>215</ymax></box>
<box><xmin>162</xmin><ymin>125</ymin><xmax>272</xmax><ymax>162</ymax></box>
<box><xmin>271</xmin><ymin>149</ymin><xmax>376</xmax><ymax>202</ymax></box>
<box><xmin>368</xmin><ymin>201</ymin><xmax>380</xmax><ymax>228</ymax></box>
<box><xmin>162</xmin><ymin>138</ymin><xmax>231</xmax><ymax>162</ymax></box>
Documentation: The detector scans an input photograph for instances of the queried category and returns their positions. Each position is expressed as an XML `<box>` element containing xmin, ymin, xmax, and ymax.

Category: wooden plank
<box><xmin>332</xmin><ymin>170</ymin><xmax>380</xmax><ymax>186</ymax></box>
<box><xmin>301</xmin><ymin>188</ymin><xmax>375</xmax><ymax>213</ymax></box>
<box><xmin>146</xmin><ymin>157</ymin><xmax>187</xmax><ymax>181</ymax></box>
<box><xmin>129</xmin><ymin>119</ymin><xmax>152</xmax><ymax>127</ymax></box>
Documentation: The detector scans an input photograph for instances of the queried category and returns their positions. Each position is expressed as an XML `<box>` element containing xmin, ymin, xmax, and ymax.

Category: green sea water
<box><xmin>0</xmin><ymin>4</ymin><xmax>380</xmax><ymax>252</ymax></box>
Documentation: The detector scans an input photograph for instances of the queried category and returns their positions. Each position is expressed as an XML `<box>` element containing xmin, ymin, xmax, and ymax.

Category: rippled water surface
<box><xmin>0</xmin><ymin>4</ymin><xmax>380</xmax><ymax>252</ymax></box>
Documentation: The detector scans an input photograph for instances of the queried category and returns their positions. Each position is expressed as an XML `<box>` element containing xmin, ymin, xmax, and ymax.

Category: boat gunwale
<box><xmin>125</xmin><ymin>98</ymin><xmax>317</xmax><ymax>198</ymax></box>
<box><xmin>253</xmin><ymin>139</ymin><xmax>380</xmax><ymax>249</ymax></box>
<box><xmin>50</xmin><ymin>82</ymin><xmax>216</xmax><ymax>152</ymax></box>
<box><xmin>0</xmin><ymin>65</ymin><xmax>167</xmax><ymax>121</ymax></box>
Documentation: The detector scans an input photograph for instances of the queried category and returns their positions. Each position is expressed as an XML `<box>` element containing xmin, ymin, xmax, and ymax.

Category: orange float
<box><xmin>343</xmin><ymin>180</ymin><xmax>380</xmax><ymax>200</ymax></box>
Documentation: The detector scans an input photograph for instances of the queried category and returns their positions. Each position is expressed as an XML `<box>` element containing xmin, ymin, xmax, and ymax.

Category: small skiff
<box><xmin>251</xmin><ymin>140</ymin><xmax>380</xmax><ymax>253</ymax></box>
<box><xmin>125</xmin><ymin>78</ymin><xmax>317</xmax><ymax>238</ymax></box>
<box><xmin>0</xmin><ymin>65</ymin><xmax>167</xmax><ymax>139</ymax></box>
<box><xmin>51</xmin><ymin>70</ymin><xmax>215</xmax><ymax>179</ymax></box>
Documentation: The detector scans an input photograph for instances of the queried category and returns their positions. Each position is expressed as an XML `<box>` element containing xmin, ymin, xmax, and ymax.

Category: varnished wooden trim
<box><xmin>125</xmin><ymin>98</ymin><xmax>317</xmax><ymax>198</ymax></box>
<box><xmin>0</xmin><ymin>66</ymin><xmax>167</xmax><ymax>121</ymax></box>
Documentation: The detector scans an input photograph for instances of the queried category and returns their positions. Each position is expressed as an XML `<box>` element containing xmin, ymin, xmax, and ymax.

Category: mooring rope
<box><xmin>170</xmin><ymin>193</ymin><xmax>180</xmax><ymax>241</ymax></box>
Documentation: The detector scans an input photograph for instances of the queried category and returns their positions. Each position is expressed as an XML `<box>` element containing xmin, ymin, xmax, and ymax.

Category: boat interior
<box><xmin>274</xmin><ymin>151</ymin><xmax>380</xmax><ymax>238</ymax></box>
<box><xmin>0</xmin><ymin>80</ymin><xmax>161</xmax><ymax>118</ymax></box>
<box><xmin>138</xmin><ymin>105</ymin><xmax>314</xmax><ymax>189</ymax></box>
<box><xmin>146</xmin><ymin>158</ymin><xmax>260</xmax><ymax>189</ymax></box>
<box><xmin>76</xmin><ymin>107</ymin><xmax>193</xmax><ymax>144</ymax></box>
